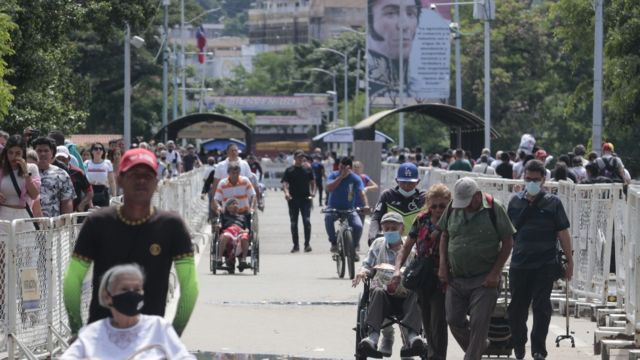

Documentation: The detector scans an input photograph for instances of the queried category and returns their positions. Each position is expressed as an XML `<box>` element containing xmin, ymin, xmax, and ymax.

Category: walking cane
<box><xmin>555</xmin><ymin>250</ymin><xmax>575</xmax><ymax>347</ymax></box>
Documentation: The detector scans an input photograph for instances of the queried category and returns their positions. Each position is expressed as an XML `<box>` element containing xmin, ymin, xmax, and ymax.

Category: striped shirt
<box><xmin>214</xmin><ymin>176</ymin><xmax>256</xmax><ymax>213</ymax></box>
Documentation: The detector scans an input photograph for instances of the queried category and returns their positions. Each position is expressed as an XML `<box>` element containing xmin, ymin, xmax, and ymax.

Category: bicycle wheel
<box><xmin>336</xmin><ymin>231</ymin><xmax>346</xmax><ymax>278</ymax></box>
<box><xmin>343</xmin><ymin>229</ymin><xmax>355</xmax><ymax>280</ymax></box>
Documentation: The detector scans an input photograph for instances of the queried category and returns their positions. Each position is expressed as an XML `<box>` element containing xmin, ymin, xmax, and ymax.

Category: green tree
<box><xmin>0</xmin><ymin>13</ymin><xmax>16</xmax><ymax>118</ymax></box>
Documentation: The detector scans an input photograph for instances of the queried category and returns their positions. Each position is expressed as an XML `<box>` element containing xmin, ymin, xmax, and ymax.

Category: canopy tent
<box><xmin>312</xmin><ymin>127</ymin><xmax>394</xmax><ymax>144</ymax></box>
<box><xmin>201</xmin><ymin>138</ymin><xmax>246</xmax><ymax>153</ymax></box>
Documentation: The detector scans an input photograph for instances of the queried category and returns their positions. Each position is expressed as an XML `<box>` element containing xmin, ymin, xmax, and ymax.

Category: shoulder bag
<box><xmin>402</xmin><ymin>214</ymin><xmax>437</xmax><ymax>292</ymax></box>
<box><xmin>8</xmin><ymin>169</ymin><xmax>40</xmax><ymax>230</ymax></box>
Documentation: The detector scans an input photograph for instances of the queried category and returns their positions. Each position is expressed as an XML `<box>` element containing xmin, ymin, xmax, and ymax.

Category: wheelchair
<box><xmin>354</xmin><ymin>276</ymin><xmax>428</xmax><ymax>360</ymax></box>
<box><xmin>209</xmin><ymin>211</ymin><xmax>260</xmax><ymax>275</ymax></box>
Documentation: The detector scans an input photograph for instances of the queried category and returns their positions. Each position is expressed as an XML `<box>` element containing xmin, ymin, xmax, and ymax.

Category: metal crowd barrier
<box><xmin>0</xmin><ymin>168</ymin><xmax>208</xmax><ymax>359</ymax></box>
<box><xmin>381</xmin><ymin>163</ymin><xmax>640</xmax><ymax>343</ymax></box>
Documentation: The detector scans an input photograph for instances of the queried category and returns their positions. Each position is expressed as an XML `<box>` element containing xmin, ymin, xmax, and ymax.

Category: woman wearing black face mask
<box><xmin>61</xmin><ymin>264</ymin><xmax>195</xmax><ymax>359</ymax></box>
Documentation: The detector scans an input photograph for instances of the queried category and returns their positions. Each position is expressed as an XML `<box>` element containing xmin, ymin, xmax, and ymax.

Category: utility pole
<box><xmin>162</xmin><ymin>0</ymin><xmax>170</xmax><ymax>141</ymax></box>
<box><xmin>398</xmin><ymin>4</ymin><xmax>405</xmax><ymax>149</ymax></box>
<box><xmin>124</xmin><ymin>24</ymin><xmax>132</xmax><ymax>150</ymax></box>
<box><xmin>592</xmin><ymin>0</ymin><xmax>604</xmax><ymax>154</ymax></box>
<box><xmin>454</xmin><ymin>2</ymin><xmax>462</xmax><ymax>109</ymax></box>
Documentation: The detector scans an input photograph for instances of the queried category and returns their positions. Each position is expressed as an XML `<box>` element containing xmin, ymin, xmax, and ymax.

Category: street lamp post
<box><xmin>317</xmin><ymin>47</ymin><xmax>348</xmax><ymax>127</ymax></box>
<box><xmin>592</xmin><ymin>0</ymin><xmax>603</xmax><ymax>153</ymax></box>
<box><xmin>310</xmin><ymin>68</ymin><xmax>338</xmax><ymax>123</ymax></box>
<box><xmin>124</xmin><ymin>24</ymin><xmax>145</xmax><ymax>150</ymax></box>
<box><xmin>162</xmin><ymin>0</ymin><xmax>170</xmax><ymax>141</ymax></box>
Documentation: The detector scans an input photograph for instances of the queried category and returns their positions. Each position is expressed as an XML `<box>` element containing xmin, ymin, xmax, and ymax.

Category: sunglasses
<box><xmin>429</xmin><ymin>204</ymin><xmax>447</xmax><ymax>210</ymax></box>
<box><xmin>92</xmin><ymin>147</ymin><xmax>104</xmax><ymax>151</ymax></box>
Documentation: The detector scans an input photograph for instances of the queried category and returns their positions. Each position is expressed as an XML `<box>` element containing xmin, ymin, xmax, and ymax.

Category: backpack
<box><xmin>598</xmin><ymin>157</ymin><xmax>623</xmax><ymax>182</ymax></box>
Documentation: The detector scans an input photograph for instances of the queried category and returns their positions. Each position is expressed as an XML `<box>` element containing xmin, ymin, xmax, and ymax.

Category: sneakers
<box><xmin>304</xmin><ymin>244</ymin><xmax>312</xmax><ymax>252</ymax></box>
<box><xmin>407</xmin><ymin>333</ymin><xmax>426</xmax><ymax>353</ymax></box>
<box><xmin>237</xmin><ymin>261</ymin><xmax>249</xmax><ymax>271</ymax></box>
<box><xmin>358</xmin><ymin>336</ymin><xmax>378</xmax><ymax>354</ymax></box>
<box><xmin>354</xmin><ymin>253</ymin><xmax>360</xmax><ymax>262</ymax></box>
<box><xmin>215</xmin><ymin>260</ymin><xmax>224</xmax><ymax>268</ymax></box>
<box><xmin>533</xmin><ymin>353</ymin><xmax>546</xmax><ymax>360</ymax></box>
<box><xmin>378</xmin><ymin>335</ymin><xmax>393</xmax><ymax>357</ymax></box>
<box><xmin>291</xmin><ymin>246</ymin><xmax>300</xmax><ymax>253</ymax></box>
<box><xmin>330</xmin><ymin>244</ymin><xmax>338</xmax><ymax>253</ymax></box>
<box><xmin>355</xmin><ymin>245</ymin><xmax>361</xmax><ymax>253</ymax></box>
<box><xmin>514</xmin><ymin>347</ymin><xmax>525</xmax><ymax>360</ymax></box>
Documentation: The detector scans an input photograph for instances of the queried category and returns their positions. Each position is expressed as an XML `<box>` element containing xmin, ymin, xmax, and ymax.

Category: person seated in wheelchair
<box><xmin>215</xmin><ymin>198</ymin><xmax>251</xmax><ymax>271</ymax></box>
<box><xmin>352</xmin><ymin>212</ymin><xmax>426</xmax><ymax>356</ymax></box>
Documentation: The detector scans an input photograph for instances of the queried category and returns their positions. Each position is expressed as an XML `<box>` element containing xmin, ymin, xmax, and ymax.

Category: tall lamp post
<box><xmin>124</xmin><ymin>24</ymin><xmax>145</xmax><ymax>150</ymax></box>
<box><xmin>317</xmin><ymin>47</ymin><xmax>348</xmax><ymax>127</ymax></box>
<box><xmin>310</xmin><ymin>68</ymin><xmax>338</xmax><ymax>123</ymax></box>
<box><xmin>592</xmin><ymin>0</ymin><xmax>603</xmax><ymax>153</ymax></box>
<box><xmin>162</xmin><ymin>0</ymin><xmax>170</xmax><ymax>141</ymax></box>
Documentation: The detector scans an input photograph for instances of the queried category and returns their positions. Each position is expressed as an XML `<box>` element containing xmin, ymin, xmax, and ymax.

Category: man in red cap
<box><xmin>63</xmin><ymin>148</ymin><xmax>199</xmax><ymax>337</ymax></box>
<box><xmin>595</xmin><ymin>142</ymin><xmax>627</xmax><ymax>184</ymax></box>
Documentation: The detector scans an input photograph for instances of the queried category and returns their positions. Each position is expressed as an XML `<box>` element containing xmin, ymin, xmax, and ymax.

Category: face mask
<box><xmin>525</xmin><ymin>181</ymin><xmax>542</xmax><ymax>196</ymax></box>
<box><xmin>110</xmin><ymin>291</ymin><xmax>144</xmax><ymax>316</ymax></box>
<box><xmin>397</xmin><ymin>187</ymin><xmax>416</xmax><ymax>198</ymax></box>
<box><xmin>383</xmin><ymin>230</ymin><xmax>402</xmax><ymax>245</ymax></box>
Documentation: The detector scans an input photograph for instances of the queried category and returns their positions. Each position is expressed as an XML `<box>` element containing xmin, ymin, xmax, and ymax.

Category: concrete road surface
<box><xmin>181</xmin><ymin>189</ymin><xmax>615</xmax><ymax>359</ymax></box>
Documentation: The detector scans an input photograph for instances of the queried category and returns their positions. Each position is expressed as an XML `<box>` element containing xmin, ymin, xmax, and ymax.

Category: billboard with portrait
<box><xmin>367</xmin><ymin>0</ymin><xmax>451</xmax><ymax>106</ymax></box>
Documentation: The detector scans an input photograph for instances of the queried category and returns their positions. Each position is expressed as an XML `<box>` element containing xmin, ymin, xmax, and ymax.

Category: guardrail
<box><xmin>0</xmin><ymin>169</ymin><xmax>208</xmax><ymax>359</ymax></box>
<box><xmin>381</xmin><ymin>163</ymin><xmax>639</xmax><ymax>343</ymax></box>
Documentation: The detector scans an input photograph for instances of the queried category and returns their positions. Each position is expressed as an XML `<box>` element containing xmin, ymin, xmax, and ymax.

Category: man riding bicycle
<box><xmin>325</xmin><ymin>157</ymin><xmax>370</xmax><ymax>261</ymax></box>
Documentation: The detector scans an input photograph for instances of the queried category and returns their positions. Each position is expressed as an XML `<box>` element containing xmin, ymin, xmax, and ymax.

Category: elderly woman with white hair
<box><xmin>60</xmin><ymin>264</ymin><xmax>195</xmax><ymax>359</ymax></box>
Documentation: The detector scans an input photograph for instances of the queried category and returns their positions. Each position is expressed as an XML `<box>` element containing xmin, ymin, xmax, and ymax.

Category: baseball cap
<box><xmin>224</xmin><ymin>198</ymin><xmax>238</xmax><ymax>208</ymax></box>
<box><xmin>602</xmin><ymin>142</ymin><xmax>614</xmax><ymax>152</ymax></box>
<box><xmin>119</xmin><ymin>148</ymin><xmax>158</xmax><ymax>174</ymax></box>
<box><xmin>381</xmin><ymin>212</ymin><xmax>403</xmax><ymax>224</ymax></box>
<box><xmin>55</xmin><ymin>145</ymin><xmax>70</xmax><ymax>159</ymax></box>
<box><xmin>452</xmin><ymin>177</ymin><xmax>480</xmax><ymax>209</ymax></box>
<box><xmin>535</xmin><ymin>149</ymin><xmax>547</xmax><ymax>159</ymax></box>
<box><xmin>396</xmin><ymin>163</ymin><xmax>419</xmax><ymax>183</ymax></box>
<box><xmin>294</xmin><ymin>150</ymin><xmax>306</xmax><ymax>158</ymax></box>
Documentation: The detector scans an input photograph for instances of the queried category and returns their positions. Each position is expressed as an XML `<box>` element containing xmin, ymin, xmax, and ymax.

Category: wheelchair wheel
<box><xmin>336</xmin><ymin>231</ymin><xmax>346</xmax><ymax>278</ymax></box>
<box><xmin>211</xmin><ymin>232</ymin><xmax>219</xmax><ymax>275</ymax></box>
<box><xmin>354</xmin><ymin>286</ymin><xmax>370</xmax><ymax>360</ymax></box>
<box><xmin>343</xmin><ymin>229</ymin><xmax>355</xmax><ymax>280</ymax></box>
<box><xmin>251</xmin><ymin>235</ymin><xmax>259</xmax><ymax>275</ymax></box>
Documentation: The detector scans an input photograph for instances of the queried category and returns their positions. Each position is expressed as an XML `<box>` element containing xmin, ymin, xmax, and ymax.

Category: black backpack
<box><xmin>598</xmin><ymin>157</ymin><xmax>623</xmax><ymax>182</ymax></box>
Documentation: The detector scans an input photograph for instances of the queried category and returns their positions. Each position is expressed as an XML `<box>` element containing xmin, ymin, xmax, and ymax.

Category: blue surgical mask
<box><xmin>397</xmin><ymin>187</ymin><xmax>416</xmax><ymax>198</ymax></box>
<box><xmin>525</xmin><ymin>181</ymin><xmax>542</xmax><ymax>196</ymax></box>
<box><xmin>383</xmin><ymin>231</ymin><xmax>402</xmax><ymax>245</ymax></box>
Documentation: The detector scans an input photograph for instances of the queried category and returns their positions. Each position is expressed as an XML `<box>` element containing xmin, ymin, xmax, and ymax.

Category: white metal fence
<box><xmin>0</xmin><ymin>169</ymin><xmax>208</xmax><ymax>359</ymax></box>
<box><xmin>380</xmin><ymin>163</ymin><xmax>640</xmax><ymax>341</ymax></box>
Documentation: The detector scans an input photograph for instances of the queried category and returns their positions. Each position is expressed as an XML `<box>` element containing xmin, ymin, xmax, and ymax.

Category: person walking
<box><xmin>84</xmin><ymin>142</ymin><xmax>116</xmax><ymax>207</ymax></box>
<box><xmin>437</xmin><ymin>177</ymin><xmax>515</xmax><ymax>360</ymax></box>
<box><xmin>63</xmin><ymin>148</ymin><xmax>199</xmax><ymax>337</ymax></box>
<box><xmin>391</xmin><ymin>183</ymin><xmax>451</xmax><ymax>360</ymax></box>
<box><xmin>506</xmin><ymin>160</ymin><xmax>574</xmax><ymax>360</ymax></box>
<box><xmin>281</xmin><ymin>150</ymin><xmax>316</xmax><ymax>253</ymax></box>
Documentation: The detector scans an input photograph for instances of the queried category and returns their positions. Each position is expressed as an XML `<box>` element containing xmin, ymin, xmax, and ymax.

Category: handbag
<box><xmin>402</xmin><ymin>255</ymin><xmax>436</xmax><ymax>292</ymax></box>
<box><xmin>8</xmin><ymin>169</ymin><xmax>39</xmax><ymax>230</ymax></box>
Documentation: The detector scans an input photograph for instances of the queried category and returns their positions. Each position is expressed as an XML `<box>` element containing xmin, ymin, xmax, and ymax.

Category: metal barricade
<box><xmin>625</xmin><ymin>186</ymin><xmax>640</xmax><ymax>344</ymax></box>
<box><xmin>261</xmin><ymin>160</ymin><xmax>288</xmax><ymax>190</ymax></box>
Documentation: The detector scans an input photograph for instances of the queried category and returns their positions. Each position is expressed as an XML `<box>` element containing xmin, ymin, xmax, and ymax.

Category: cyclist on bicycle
<box><xmin>368</xmin><ymin>162</ymin><xmax>425</xmax><ymax>245</ymax></box>
<box><xmin>325</xmin><ymin>157</ymin><xmax>370</xmax><ymax>261</ymax></box>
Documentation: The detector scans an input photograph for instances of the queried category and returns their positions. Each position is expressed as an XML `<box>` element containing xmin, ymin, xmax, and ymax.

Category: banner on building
<box><xmin>367</xmin><ymin>0</ymin><xmax>451</xmax><ymax>105</ymax></box>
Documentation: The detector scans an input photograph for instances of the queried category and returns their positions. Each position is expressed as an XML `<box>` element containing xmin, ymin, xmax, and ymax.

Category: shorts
<box><xmin>222</xmin><ymin>225</ymin><xmax>250</xmax><ymax>243</ymax></box>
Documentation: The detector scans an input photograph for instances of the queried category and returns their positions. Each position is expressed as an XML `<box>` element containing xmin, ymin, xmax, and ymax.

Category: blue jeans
<box><xmin>324</xmin><ymin>210</ymin><xmax>363</xmax><ymax>249</ymax></box>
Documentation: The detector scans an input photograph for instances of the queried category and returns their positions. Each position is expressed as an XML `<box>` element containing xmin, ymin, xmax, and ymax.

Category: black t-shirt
<box><xmin>72</xmin><ymin>207</ymin><xmax>193</xmax><ymax>324</ymax></box>
<box><xmin>496</xmin><ymin>162</ymin><xmax>513</xmax><ymax>179</ymax></box>
<box><xmin>281</xmin><ymin>165</ymin><xmax>314</xmax><ymax>199</ymax></box>
<box><xmin>221</xmin><ymin>212</ymin><xmax>247</xmax><ymax>229</ymax></box>
<box><xmin>183</xmin><ymin>154</ymin><xmax>198</xmax><ymax>172</ymax></box>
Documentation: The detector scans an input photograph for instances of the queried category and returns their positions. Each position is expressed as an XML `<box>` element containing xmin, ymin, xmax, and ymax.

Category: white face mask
<box><xmin>398</xmin><ymin>187</ymin><xmax>416</xmax><ymax>198</ymax></box>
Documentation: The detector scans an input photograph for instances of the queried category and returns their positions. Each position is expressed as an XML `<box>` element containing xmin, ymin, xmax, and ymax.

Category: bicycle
<box><xmin>323</xmin><ymin>208</ymin><xmax>362</xmax><ymax>279</ymax></box>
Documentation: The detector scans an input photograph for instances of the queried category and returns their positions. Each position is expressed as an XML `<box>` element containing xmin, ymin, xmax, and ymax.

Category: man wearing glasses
<box><xmin>506</xmin><ymin>160</ymin><xmax>573</xmax><ymax>360</ymax></box>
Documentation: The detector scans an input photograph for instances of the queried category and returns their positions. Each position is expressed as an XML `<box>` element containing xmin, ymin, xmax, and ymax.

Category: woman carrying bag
<box><xmin>0</xmin><ymin>134</ymin><xmax>41</xmax><ymax>232</ymax></box>
<box><xmin>390</xmin><ymin>183</ymin><xmax>451</xmax><ymax>360</ymax></box>
<box><xmin>84</xmin><ymin>142</ymin><xmax>116</xmax><ymax>207</ymax></box>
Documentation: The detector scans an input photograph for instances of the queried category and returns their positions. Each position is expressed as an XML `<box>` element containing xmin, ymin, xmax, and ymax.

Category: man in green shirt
<box><xmin>437</xmin><ymin>177</ymin><xmax>515</xmax><ymax>360</ymax></box>
<box><xmin>447</xmin><ymin>149</ymin><xmax>473</xmax><ymax>172</ymax></box>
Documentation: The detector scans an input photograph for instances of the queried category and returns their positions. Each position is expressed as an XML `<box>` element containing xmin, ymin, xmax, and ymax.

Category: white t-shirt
<box><xmin>472</xmin><ymin>163</ymin><xmax>496</xmax><ymax>175</ymax></box>
<box><xmin>165</xmin><ymin>149</ymin><xmax>182</xmax><ymax>177</ymax></box>
<box><xmin>60</xmin><ymin>315</ymin><xmax>195</xmax><ymax>360</ymax></box>
<box><xmin>213</xmin><ymin>159</ymin><xmax>252</xmax><ymax>180</ymax></box>
<box><xmin>84</xmin><ymin>159</ymin><xmax>113</xmax><ymax>186</ymax></box>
